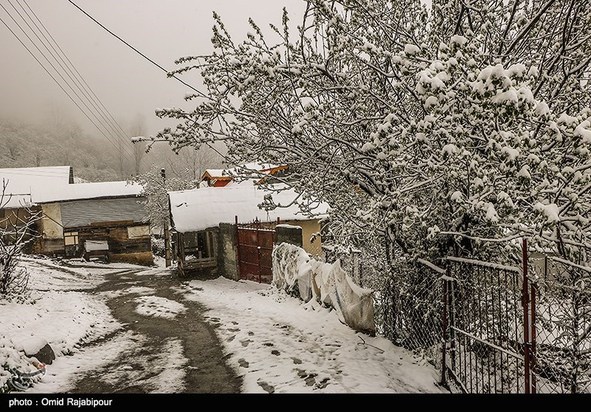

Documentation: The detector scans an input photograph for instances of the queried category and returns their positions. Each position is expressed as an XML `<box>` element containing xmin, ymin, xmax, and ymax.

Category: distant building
<box><xmin>0</xmin><ymin>166</ymin><xmax>73</xmax><ymax>250</ymax></box>
<box><xmin>32</xmin><ymin>181</ymin><xmax>152</xmax><ymax>265</ymax></box>
<box><xmin>168</xmin><ymin>178</ymin><xmax>327</xmax><ymax>279</ymax></box>
<box><xmin>200</xmin><ymin>163</ymin><xmax>288</xmax><ymax>187</ymax></box>
<box><xmin>0</xmin><ymin>166</ymin><xmax>152</xmax><ymax>265</ymax></box>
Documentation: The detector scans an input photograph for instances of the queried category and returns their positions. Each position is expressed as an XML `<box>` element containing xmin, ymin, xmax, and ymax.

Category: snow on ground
<box><xmin>180</xmin><ymin>278</ymin><xmax>446</xmax><ymax>393</ymax></box>
<box><xmin>134</xmin><ymin>296</ymin><xmax>187</xmax><ymax>319</ymax></box>
<box><xmin>0</xmin><ymin>258</ymin><xmax>121</xmax><ymax>391</ymax></box>
<box><xmin>21</xmin><ymin>257</ymin><xmax>109</xmax><ymax>291</ymax></box>
<box><xmin>26</xmin><ymin>331</ymin><xmax>139</xmax><ymax>393</ymax></box>
<box><xmin>4</xmin><ymin>256</ymin><xmax>446</xmax><ymax>394</ymax></box>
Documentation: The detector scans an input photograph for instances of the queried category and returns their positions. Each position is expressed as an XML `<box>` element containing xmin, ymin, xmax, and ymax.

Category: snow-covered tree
<box><xmin>156</xmin><ymin>0</ymin><xmax>591</xmax><ymax>278</ymax></box>
<box><xmin>131</xmin><ymin>167</ymin><xmax>197</xmax><ymax>234</ymax></box>
<box><xmin>0</xmin><ymin>180</ymin><xmax>38</xmax><ymax>301</ymax></box>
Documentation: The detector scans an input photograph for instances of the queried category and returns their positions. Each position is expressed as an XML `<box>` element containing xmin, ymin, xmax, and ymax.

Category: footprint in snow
<box><xmin>238</xmin><ymin>358</ymin><xmax>249</xmax><ymax>368</ymax></box>
<box><xmin>257</xmin><ymin>380</ymin><xmax>275</xmax><ymax>394</ymax></box>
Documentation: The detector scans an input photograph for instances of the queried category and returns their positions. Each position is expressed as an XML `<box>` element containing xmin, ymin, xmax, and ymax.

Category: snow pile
<box><xmin>0</xmin><ymin>337</ymin><xmax>41</xmax><ymax>392</ymax></box>
<box><xmin>134</xmin><ymin>296</ymin><xmax>187</xmax><ymax>319</ymax></box>
<box><xmin>272</xmin><ymin>243</ymin><xmax>375</xmax><ymax>334</ymax></box>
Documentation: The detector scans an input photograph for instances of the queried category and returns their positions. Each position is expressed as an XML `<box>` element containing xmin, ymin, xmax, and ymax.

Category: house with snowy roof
<box><xmin>31</xmin><ymin>181</ymin><xmax>152</xmax><ymax>265</ymax></box>
<box><xmin>0</xmin><ymin>166</ymin><xmax>152</xmax><ymax>265</ymax></box>
<box><xmin>200</xmin><ymin>163</ymin><xmax>288</xmax><ymax>188</ymax></box>
<box><xmin>168</xmin><ymin>179</ymin><xmax>328</xmax><ymax>279</ymax></box>
<box><xmin>0</xmin><ymin>166</ymin><xmax>73</xmax><ymax>250</ymax></box>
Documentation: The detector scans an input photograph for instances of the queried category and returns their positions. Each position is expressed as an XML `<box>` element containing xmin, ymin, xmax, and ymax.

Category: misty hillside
<box><xmin>0</xmin><ymin>117</ymin><xmax>224</xmax><ymax>182</ymax></box>
<box><xmin>0</xmin><ymin>117</ymin><xmax>124</xmax><ymax>181</ymax></box>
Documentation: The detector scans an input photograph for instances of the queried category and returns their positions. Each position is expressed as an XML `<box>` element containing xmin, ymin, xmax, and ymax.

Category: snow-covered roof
<box><xmin>203</xmin><ymin>169</ymin><xmax>228</xmax><ymax>178</ymax></box>
<box><xmin>203</xmin><ymin>163</ymin><xmax>282</xmax><ymax>179</ymax></box>
<box><xmin>169</xmin><ymin>181</ymin><xmax>328</xmax><ymax>233</ymax></box>
<box><xmin>32</xmin><ymin>181</ymin><xmax>143</xmax><ymax>204</ymax></box>
<box><xmin>0</xmin><ymin>166</ymin><xmax>72</xmax><ymax>209</ymax></box>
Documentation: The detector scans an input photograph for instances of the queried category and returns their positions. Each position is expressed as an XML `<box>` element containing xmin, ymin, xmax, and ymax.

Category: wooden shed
<box><xmin>168</xmin><ymin>179</ymin><xmax>328</xmax><ymax>278</ymax></box>
<box><xmin>33</xmin><ymin>181</ymin><xmax>153</xmax><ymax>265</ymax></box>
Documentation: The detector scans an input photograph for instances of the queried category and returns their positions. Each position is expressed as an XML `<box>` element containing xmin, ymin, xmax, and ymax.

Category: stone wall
<box><xmin>218</xmin><ymin>223</ymin><xmax>239</xmax><ymax>280</ymax></box>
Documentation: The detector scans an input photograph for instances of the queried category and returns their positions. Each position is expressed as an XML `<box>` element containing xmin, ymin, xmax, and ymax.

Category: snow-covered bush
<box><xmin>0</xmin><ymin>338</ymin><xmax>41</xmax><ymax>393</ymax></box>
<box><xmin>0</xmin><ymin>181</ymin><xmax>37</xmax><ymax>301</ymax></box>
<box><xmin>157</xmin><ymin>1</ymin><xmax>591</xmax><ymax>274</ymax></box>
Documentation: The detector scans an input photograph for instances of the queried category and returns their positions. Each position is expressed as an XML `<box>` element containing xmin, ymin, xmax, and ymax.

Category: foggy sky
<box><xmin>0</xmin><ymin>0</ymin><xmax>306</xmax><ymax>141</ymax></box>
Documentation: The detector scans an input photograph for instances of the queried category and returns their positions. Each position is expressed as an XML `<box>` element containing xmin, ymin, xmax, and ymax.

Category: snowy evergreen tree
<box><xmin>157</xmin><ymin>0</ymin><xmax>591</xmax><ymax>279</ymax></box>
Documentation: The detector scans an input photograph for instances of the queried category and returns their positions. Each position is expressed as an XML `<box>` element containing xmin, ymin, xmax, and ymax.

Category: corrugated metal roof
<box><xmin>60</xmin><ymin>197</ymin><xmax>149</xmax><ymax>229</ymax></box>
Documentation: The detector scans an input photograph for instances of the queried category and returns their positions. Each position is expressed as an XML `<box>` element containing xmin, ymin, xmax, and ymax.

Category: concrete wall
<box><xmin>218</xmin><ymin>223</ymin><xmax>239</xmax><ymax>280</ymax></box>
<box><xmin>282</xmin><ymin>219</ymin><xmax>322</xmax><ymax>257</ymax></box>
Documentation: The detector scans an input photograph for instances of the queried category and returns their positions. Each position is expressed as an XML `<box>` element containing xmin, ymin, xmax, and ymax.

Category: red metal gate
<box><xmin>236</xmin><ymin>218</ymin><xmax>275</xmax><ymax>283</ymax></box>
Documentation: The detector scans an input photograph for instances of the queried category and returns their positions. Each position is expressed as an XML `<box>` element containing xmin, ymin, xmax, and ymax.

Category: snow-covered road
<box><xmin>2</xmin><ymin>257</ymin><xmax>446</xmax><ymax>394</ymax></box>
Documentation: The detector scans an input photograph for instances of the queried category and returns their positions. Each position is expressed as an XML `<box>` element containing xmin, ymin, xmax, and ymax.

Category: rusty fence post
<box><xmin>531</xmin><ymin>282</ymin><xmax>537</xmax><ymax>394</ymax></box>
<box><xmin>441</xmin><ymin>276</ymin><xmax>449</xmax><ymax>386</ymax></box>
<box><xmin>235</xmin><ymin>216</ymin><xmax>241</xmax><ymax>281</ymax></box>
<box><xmin>522</xmin><ymin>238</ymin><xmax>532</xmax><ymax>394</ymax></box>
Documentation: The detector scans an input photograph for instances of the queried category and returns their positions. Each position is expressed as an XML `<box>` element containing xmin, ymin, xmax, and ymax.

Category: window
<box><xmin>128</xmin><ymin>225</ymin><xmax>150</xmax><ymax>239</ymax></box>
<box><xmin>64</xmin><ymin>231</ymin><xmax>79</xmax><ymax>246</ymax></box>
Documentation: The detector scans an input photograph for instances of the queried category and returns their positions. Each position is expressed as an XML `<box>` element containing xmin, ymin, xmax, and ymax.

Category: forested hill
<box><xmin>0</xmin><ymin>117</ymin><xmax>127</xmax><ymax>181</ymax></box>
<box><xmin>0</xmin><ymin>117</ymin><xmax>224</xmax><ymax>182</ymax></box>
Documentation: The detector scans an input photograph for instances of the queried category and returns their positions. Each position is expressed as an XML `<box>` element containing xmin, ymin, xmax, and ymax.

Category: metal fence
<box><xmin>379</xmin><ymin>241</ymin><xmax>591</xmax><ymax>394</ymax></box>
<box><xmin>443</xmin><ymin>256</ymin><xmax>529</xmax><ymax>393</ymax></box>
<box><xmin>378</xmin><ymin>259</ymin><xmax>444</xmax><ymax>368</ymax></box>
<box><xmin>530</xmin><ymin>256</ymin><xmax>591</xmax><ymax>393</ymax></box>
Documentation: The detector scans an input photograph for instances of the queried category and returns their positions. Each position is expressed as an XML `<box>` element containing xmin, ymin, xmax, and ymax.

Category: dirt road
<box><xmin>70</xmin><ymin>268</ymin><xmax>242</xmax><ymax>393</ymax></box>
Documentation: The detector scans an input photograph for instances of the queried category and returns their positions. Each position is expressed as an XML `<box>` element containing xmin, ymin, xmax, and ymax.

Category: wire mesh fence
<box><xmin>530</xmin><ymin>255</ymin><xmax>591</xmax><ymax>393</ymax></box>
<box><xmin>371</xmin><ymin>239</ymin><xmax>591</xmax><ymax>393</ymax></box>
<box><xmin>377</xmin><ymin>259</ymin><xmax>444</xmax><ymax>368</ymax></box>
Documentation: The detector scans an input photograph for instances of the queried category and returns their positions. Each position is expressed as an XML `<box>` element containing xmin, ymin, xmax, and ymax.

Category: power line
<box><xmin>67</xmin><ymin>0</ymin><xmax>208</xmax><ymax>99</ymax></box>
<box><xmin>0</xmin><ymin>3</ymin><xmax>136</xmax><ymax>163</ymax></box>
<box><xmin>19</xmin><ymin>0</ymin><xmax>135</xmax><ymax>154</ymax></box>
<box><xmin>0</xmin><ymin>15</ymin><xmax>135</xmax><ymax>165</ymax></box>
<box><xmin>5</xmin><ymin>0</ymin><xmax>133</xmax><ymax>161</ymax></box>
<box><xmin>14</xmin><ymin>0</ymin><xmax>137</xmax><ymax>161</ymax></box>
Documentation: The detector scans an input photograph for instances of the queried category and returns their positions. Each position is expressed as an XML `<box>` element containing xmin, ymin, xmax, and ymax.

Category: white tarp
<box><xmin>272</xmin><ymin>243</ymin><xmax>375</xmax><ymax>334</ymax></box>
<box><xmin>84</xmin><ymin>240</ymin><xmax>109</xmax><ymax>252</ymax></box>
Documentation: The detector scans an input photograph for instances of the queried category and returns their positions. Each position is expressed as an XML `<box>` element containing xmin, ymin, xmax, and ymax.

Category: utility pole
<box><xmin>161</xmin><ymin>168</ymin><xmax>171</xmax><ymax>267</ymax></box>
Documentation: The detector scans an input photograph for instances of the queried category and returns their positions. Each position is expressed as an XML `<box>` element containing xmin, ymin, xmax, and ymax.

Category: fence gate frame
<box><xmin>235</xmin><ymin>216</ymin><xmax>278</xmax><ymax>284</ymax></box>
<box><xmin>441</xmin><ymin>239</ymin><xmax>537</xmax><ymax>394</ymax></box>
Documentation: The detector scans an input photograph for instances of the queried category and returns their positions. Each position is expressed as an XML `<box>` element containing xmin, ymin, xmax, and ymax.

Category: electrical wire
<box><xmin>67</xmin><ymin>0</ymin><xmax>209</xmax><ymax>99</ymax></box>
<box><xmin>18</xmin><ymin>0</ymin><xmax>135</xmax><ymax>154</ymax></box>
<box><xmin>0</xmin><ymin>4</ymin><xmax>136</xmax><ymax>163</ymax></box>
